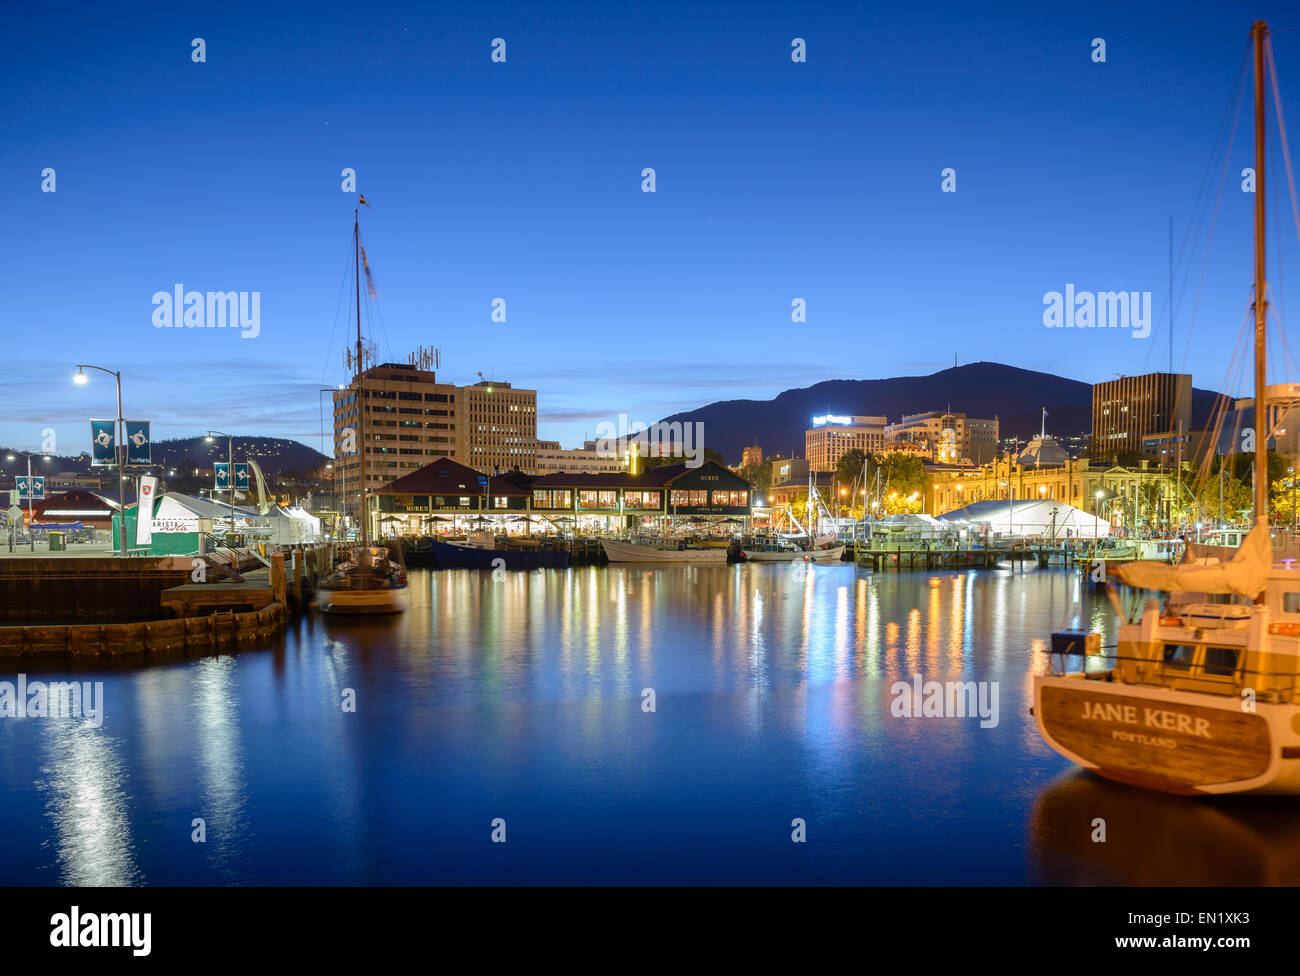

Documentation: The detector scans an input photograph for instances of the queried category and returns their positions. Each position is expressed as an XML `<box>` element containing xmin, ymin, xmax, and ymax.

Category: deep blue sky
<box><xmin>4</xmin><ymin>0</ymin><xmax>1300</xmax><ymax>459</ymax></box>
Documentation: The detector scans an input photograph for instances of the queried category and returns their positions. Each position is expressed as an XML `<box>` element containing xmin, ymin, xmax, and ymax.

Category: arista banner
<box><xmin>135</xmin><ymin>475</ymin><xmax>158</xmax><ymax>546</ymax></box>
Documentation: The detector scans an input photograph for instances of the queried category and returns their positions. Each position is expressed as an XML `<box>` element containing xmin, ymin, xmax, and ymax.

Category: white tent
<box><xmin>937</xmin><ymin>499</ymin><xmax>1111</xmax><ymax>540</ymax></box>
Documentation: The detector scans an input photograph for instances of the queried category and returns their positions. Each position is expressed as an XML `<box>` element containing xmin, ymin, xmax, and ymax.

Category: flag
<box><xmin>358</xmin><ymin>193</ymin><xmax>370</xmax><ymax>207</ymax></box>
<box><xmin>360</xmin><ymin>244</ymin><xmax>378</xmax><ymax>300</ymax></box>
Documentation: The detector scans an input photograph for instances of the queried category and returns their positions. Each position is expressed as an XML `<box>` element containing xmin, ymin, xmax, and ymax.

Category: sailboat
<box><xmin>1034</xmin><ymin>21</ymin><xmax>1300</xmax><ymax>794</ymax></box>
<box><xmin>317</xmin><ymin>207</ymin><xmax>409</xmax><ymax>614</ymax></box>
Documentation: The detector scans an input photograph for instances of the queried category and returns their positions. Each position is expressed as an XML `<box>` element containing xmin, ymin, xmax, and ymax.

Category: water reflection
<box><xmin>37</xmin><ymin>721</ymin><xmax>140</xmax><ymax>886</ymax></box>
<box><xmin>4</xmin><ymin>564</ymin><xmax>1287</xmax><ymax>884</ymax></box>
<box><xmin>1031</xmin><ymin>770</ymin><xmax>1300</xmax><ymax>884</ymax></box>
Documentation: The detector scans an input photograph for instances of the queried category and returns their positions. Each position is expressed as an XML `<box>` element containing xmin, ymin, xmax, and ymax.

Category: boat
<box><xmin>316</xmin><ymin>206</ymin><xmax>409</xmax><ymax>614</ymax></box>
<box><xmin>317</xmin><ymin>544</ymin><xmax>409</xmax><ymax>614</ymax></box>
<box><xmin>1034</xmin><ymin>21</ymin><xmax>1300</xmax><ymax>794</ymax></box>
<box><xmin>601</xmin><ymin>539</ymin><xmax>727</xmax><ymax>563</ymax></box>
<box><xmin>431</xmin><ymin>537</ymin><xmax>570</xmax><ymax>569</ymax></box>
<box><xmin>804</xmin><ymin>544</ymin><xmax>845</xmax><ymax>562</ymax></box>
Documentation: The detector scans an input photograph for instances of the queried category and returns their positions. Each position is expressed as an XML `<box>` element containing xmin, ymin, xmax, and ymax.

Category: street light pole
<box><xmin>75</xmin><ymin>364</ymin><xmax>127</xmax><ymax>557</ymax></box>
<box><xmin>207</xmin><ymin>431</ymin><xmax>236</xmax><ymax>542</ymax></box>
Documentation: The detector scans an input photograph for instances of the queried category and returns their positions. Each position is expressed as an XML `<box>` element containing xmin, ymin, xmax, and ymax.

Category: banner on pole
<box><xmin>90</xmin><ymin>419</ymin><xmax>116</xmax><ymax>466</ymax></box>
<box><xmin>125</xmin><ymin>421</ymin><xmax>151</xmax><ymax>465</ymax></box>
<box><xmin>136</xmin><ymin>476</ymin><xmax>158</xmax><ymax>546</ymax></box>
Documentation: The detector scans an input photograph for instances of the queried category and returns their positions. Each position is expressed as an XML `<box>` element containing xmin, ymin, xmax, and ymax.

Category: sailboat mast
<box><xmin>356</xmin><ymin>208</ymin><xmax>369</xmax><ymax>547</ymax></box>
<box><xmin>1252</xmin><ymin>21</ymin><xmax>1269</xmax><ymax>527</ymax></box>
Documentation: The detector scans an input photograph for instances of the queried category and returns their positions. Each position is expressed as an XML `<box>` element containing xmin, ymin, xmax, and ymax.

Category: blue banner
<box><xmin>15</xmin><ymin>476</ymin><xmax>44</xmax><ymax>501</ymax></box>
<box><xmin>215</xmin><ymin>462</ymin><xmax>249</xmax><ymax>492</ymax></box>
<box><xmin>125</xmin><ymin>421</ymin><xmax>151</xmax><ymax>465</ymax></box>
<box><xmin>90</xmin><ymin>419</ymin><xmax>116</xmax><ymax>466</ymax></box>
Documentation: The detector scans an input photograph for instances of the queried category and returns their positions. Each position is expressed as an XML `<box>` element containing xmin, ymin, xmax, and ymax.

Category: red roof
<box><xmin>375</xmin><ymin>457</ymin><xmax>530</xmax><ymax>496</ymax></box>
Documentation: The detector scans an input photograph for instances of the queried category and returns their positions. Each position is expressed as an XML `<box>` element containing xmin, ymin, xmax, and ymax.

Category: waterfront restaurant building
<box><xmin>370</xmin><ymin>457</ymin><xmax>754</xmax><ymax>535</ymax></box>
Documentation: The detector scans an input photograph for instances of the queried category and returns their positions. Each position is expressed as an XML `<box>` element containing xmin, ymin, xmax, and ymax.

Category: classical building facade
<box><xmin>929</xmin><ymin>455</ymin><xmax>1180</xmax><ymax>532</ymax></box>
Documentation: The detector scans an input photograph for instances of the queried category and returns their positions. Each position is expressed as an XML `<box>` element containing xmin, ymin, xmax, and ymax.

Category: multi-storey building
<box><xmin>884</xmin><ymin>410</ymin><xmax>999</xmax><ymax>465</ymax></box>
<box><xmin>535</xmin><ymin>440</ymin><xmax>625</xmax><ymax>475</ymax></box>
<box><xmin>332</xmin><ymin>364</ymin><xmax>540</xmax><ymax>510</ymax></box>
<box><xmin>332</xmin><ymin>362</ymin><xmax>460</xmax><ymax>497</ymax></box>
<box><xmin>458</xmin><ymin>379</ymin><xmax>537</xmax><ymax>475</ymax></box>
<box><xmin>1091</xmin><ymin>372</ymin><xmax>1192</xmax><ymax>460</ymax></box>
<box><xmin>805</xmin><ymin>415</ymin><xmax>887</xmax><ymax>471</ymax></box>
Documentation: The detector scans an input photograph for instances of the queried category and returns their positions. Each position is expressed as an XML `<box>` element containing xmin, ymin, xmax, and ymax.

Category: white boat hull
<box><xmin>601</xmin><ymin>540</ymin><xmax>727</xmax><ymax>563</ymax></box>
<box><xmin>742</xmin><ymin>549</ymin><xmax>801</xmax><ymax>561</ymax></box>
<box><xmin>317</xmin><ymin>585</ymin><xmax>409</xmax><ymax>614</ymax></box>
<box><xmin>805</xmin><ymin>545</ymin><xmax>845</xmax><ymax>562</ymax></box>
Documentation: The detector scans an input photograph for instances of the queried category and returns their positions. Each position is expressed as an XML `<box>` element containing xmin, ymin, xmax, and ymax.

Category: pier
<box><xmin>854</xmin><ymin>543</ymin><xmax>1083</xmax><ymax>572</ymax></box>
<box><xmin>0</xmin><ymin>544</ymin><xmax>335</xmax><ymax>657</ymax></box>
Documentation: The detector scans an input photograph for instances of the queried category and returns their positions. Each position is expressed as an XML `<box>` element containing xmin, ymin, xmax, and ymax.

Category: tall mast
<box><xmin>356</xmin><ymin>208</ymin><xmax>369</xmax><ymax>546</ymax></box>
<box><xmin>1252</xmin><ymin>21</ymin><xmax>1269</xmax><ymax>528</ymax></box>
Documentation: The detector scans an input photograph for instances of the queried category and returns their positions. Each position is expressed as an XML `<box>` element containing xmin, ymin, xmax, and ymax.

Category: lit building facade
<box><xmin>884</xmin><ymin>411</ymin><xmax>999</xmax><ymax>464</ymax></box>
<box><xmin>1091</xmin><ymin>372</ymin><xmax>1192</xmax><ymax>460</ymax></box>
<box><xmin>805</xmin><ymin>415</ymin><xmax>887</xmax><ymax>471</ymax></box>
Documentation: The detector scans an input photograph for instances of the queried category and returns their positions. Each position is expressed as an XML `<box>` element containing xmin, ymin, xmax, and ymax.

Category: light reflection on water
<box><xmin>0</xmin><ymin>563</ymin><xmax>1298</xmax><ymax>884</ymax></box>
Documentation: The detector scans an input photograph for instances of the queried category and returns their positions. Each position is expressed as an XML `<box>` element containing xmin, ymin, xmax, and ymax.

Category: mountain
<box><xmin>658</xmin><ymin>362</ymin><xmax>1225</xmax><ymax>463</ymax></box>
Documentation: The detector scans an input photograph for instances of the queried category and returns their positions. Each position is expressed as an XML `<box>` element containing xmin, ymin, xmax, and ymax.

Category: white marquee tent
<box><xmin>937</xmin><ymin>499</ymin><xmax>1111</xmax><ymax>540</ymax></box>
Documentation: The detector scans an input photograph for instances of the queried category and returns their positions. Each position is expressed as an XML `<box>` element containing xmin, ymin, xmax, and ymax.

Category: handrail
<box><xmin>1046</xmin><ymin>647</ymin><xmax>1300</xmax><ymax>703</ymax></box>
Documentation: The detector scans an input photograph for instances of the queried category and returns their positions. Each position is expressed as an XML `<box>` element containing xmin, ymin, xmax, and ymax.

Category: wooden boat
<box><xmin>315</xmin><ymin>208</ymin><xmax>407</xmax><ymax>614</ymax></box>
<box><xmin>601</xmin><ymin>539</ymin><xmax>727</xmax><ymax>563</ymax></box>
<box><xmin>317</xmin><ymin>545</ymin><xmax>409</xmax><ymax>614</ymax></box>
<box><xmin>1034</xmin><ymin>22</ymin><xmax>1300</xmax><ymax>794</ymax></box>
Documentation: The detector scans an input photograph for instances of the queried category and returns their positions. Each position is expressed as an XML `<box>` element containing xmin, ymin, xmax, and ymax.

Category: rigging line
<box><xmin>1138</xmin><ymin>42</ymin><xmax>1251</xmax><ymax>375</ymax></box>
<box><xmin>320</xmin><ymin>234</ymin><xmax>357</xmax><ymax>387</ymax></box>
<box><xmin>1182</xmin><ymin>49</ymin><xmax>1251</xmax><ymax>373</ymax></box>
<box><xmin>1172</xmin><ymin>45</ymin><xmax>1253</xmax><ymax>351</ymax></box>
<box><xmin>1195</xmin><ymin>300</ymin><xmax>1254</xmax><ymax>493</ymax></box>
<box><xmin>1266</xmin><ymin>39</ymin><xmax>1300</xmax><ymax>337</ymax></box>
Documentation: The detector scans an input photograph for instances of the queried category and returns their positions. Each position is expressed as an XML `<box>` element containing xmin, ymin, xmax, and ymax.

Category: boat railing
<box><xmin>1045</xmin><ymin>647</ymin><xmax>1300</xmax><ymax>703</ymax></box>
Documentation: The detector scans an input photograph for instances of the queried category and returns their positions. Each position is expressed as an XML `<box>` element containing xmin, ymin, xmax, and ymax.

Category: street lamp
<box><xmin>206</xmin><ymin>430</ymin><xmax>237</xmax><ymax>542</ymax></box>
<box><xmin>5</xmin><ymin>450</ymin><xmax>50</xmax><ymax>552</ymax></box>
<box><xmin>74</xmin><ymin>364</ymin><xmax>128</xmax><ymax>557</ymax></box>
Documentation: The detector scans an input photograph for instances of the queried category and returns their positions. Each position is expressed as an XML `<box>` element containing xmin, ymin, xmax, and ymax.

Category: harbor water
<box><xmin>1</xmin><ymin>562</ymin><xmax>1297</xmax><ymax>885</ymax></box>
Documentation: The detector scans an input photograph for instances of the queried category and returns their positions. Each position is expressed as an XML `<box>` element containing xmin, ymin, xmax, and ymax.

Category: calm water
<box><xmin>2</xmin><ymin>562</ymin><xmax>1298</xmax><ymax>886</ymax></box>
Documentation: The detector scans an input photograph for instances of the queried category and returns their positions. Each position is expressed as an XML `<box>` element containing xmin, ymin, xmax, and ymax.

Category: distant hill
<box><xmin>0</xmin><ymin>436</ymin><xmax>327</xmax><ymax>475</ymax></box>
<box><xmin>657</xmin><ymin>362</ymin><xmax>1225</xmax><ymax>463</ymax></box>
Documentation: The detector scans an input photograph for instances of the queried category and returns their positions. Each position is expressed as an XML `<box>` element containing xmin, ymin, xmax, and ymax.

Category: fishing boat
<box><xmin>1034</xmin><ymin>21</ymin><xmax>1300</xmax><ymax>794</ymax></box>
<box><xmin>316</xmin><ymin>206</ymin><xmax>409</xmax><ymax>614</ymax></box>
<box><xmin>804</xmin><ymin>544</ymin><xmax>846</xmax><ymax>562</ymax></box>
<box><xmin>601</xmin><ymin>539</ymin><xmax>727</xmax><ymax>563</ymax></box>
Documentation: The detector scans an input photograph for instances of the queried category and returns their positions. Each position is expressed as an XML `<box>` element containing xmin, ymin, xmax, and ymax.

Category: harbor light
<box><xmin>73</xmin><ymin>368</ymin><xmax>87</xmax><ymax>385</ymax></box>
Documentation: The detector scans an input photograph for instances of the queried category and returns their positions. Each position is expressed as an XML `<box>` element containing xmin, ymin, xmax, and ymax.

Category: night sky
<box><xmin>4</xmin><ymin>0</ymin><xmax>1299</xmax><ymax>458</ymax></box>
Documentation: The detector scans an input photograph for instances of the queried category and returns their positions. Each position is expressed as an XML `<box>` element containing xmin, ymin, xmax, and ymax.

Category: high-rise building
<box><xmin>1091</xmin><ymin>372</ymin><xmax>1191</xmax><ymax>460</ymax></box>
<box><xmin>884</xmin><ymin>410</ymin><xmax>999</xmax><ymax>464</ymax></box>
<box><xmin>332</xmin><ymin>362</ymin><xmax>460</xmax><ymax>497</ymax></box>
<box><xmin>805</xmin><ymin>415</ymin><xmax>887</xmax><ymax>471</ymax></box>
<box><xmin>332</xmin><ymin>364</ymin><xmax>540</xmax><ymax>500</ymax></box>
<box><xmin>458</xmin><ymin>379</ymin><xmax>537</xmax><ymax>475</ymax></box>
